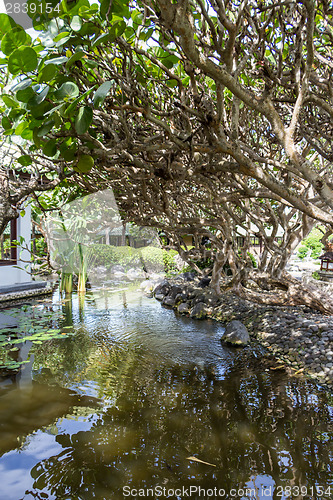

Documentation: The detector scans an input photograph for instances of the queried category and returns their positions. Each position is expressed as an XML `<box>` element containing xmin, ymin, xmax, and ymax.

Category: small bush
<box><xmin>90</xmin><ymin>244</ymin><xmax>115</xmax><ymax>268</ymax></box>
<box><xmin>298</xmin><ymin>227</ymin><xmax>324</xmax><ymax>259</ymax></box>
<box><xmin>247</xmin><ymin>252</ymin><xmax>257</xmax><ymax>268</ymax></box>
<box><xmin>298</xmin><ymin>245</ymin><xmax>310</xmax><ymax>260</ymax></box>
<box><xmin>90</xmin><ymin>244</ymin><xmax>178</xmax><ymax>272</ymax></box>
<box><xmin>33</xmin><ymin>237</ymin><xmax>47</xmax><ymax>257</ymax></box>
<box><xmin>139</xmin><ymin>246</ymin><xmax>178</xmax><ymax>272</ymax></box>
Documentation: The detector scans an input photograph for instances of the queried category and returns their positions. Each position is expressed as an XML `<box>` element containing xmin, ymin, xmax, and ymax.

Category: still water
<box><xmin>0</xmin><ymin>283</ymin><xmax>332</xmax><ymax>500</ymax></box>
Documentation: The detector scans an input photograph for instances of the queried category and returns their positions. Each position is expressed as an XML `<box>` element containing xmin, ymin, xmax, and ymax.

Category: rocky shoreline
<box><xmin>142</xmin><ymin>275</ymin><xmax>333</xmax><ymax>387</ymax></box>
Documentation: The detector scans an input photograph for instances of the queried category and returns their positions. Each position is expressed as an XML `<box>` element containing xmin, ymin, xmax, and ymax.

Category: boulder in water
<box><xmin>163</xmin><ymin>296</ymin><xmax>176</xmax><ymax>307</ymax></box>
<box><xmin>178</xmin><ymin>302</ymin><xmax>190</xmax><ymax>314</ymax></box>
<box><xmin>221</xmin><ymin>320</ymin><xmax>250</xmax><ymax>346</ymax></box>
<box><xmin>190</xmin><ymin>302</ymin><xmax>208</xmax><ymax>319</ymax></box>
<box><xmin>154</xmin><ymin>280</ymin><xmax>171</xmax><ymax>297</ymax></box>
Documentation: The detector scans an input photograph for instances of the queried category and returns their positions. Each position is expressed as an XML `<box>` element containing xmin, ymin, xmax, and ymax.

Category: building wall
<box><xmin>0</xmin><ymin>205</ymin><xmax>31</xmax><ymax>286</ymax></box>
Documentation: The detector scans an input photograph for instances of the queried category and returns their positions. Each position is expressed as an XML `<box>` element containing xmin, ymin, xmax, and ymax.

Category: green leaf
<box><xmin>66</xmin><ymin>51</ymin><xmax>84</xmax><ymax>69</ymax></box>
<box><xmin>84</xmin><ymin>59</ymin><xmax>98</xmax><ymax>69</ymax></box>
<box><xmin>15</xmin><ymin>122</ymin><xmax>29</xmax><ymax>136</ymax></box>
<box><xmin>109</xmin><ymin>20</ymin><xmax>126</xmax><ymax>41</ymax></box>
<box><xmin>54</xmin><ymin>81</ymin><xmax>79</xmax><ymax>100</ymax></box>
<box><xmin>1</xmin><ymin>27</ymin><xmax>27</xmax><ymax>56</ymax></box>
<box><xmin>60</xmin><ymin>142</ymin><xmax>77</xmax><ymax>161</ymax></box>
<box><xmin>28</xmin><ymin>86</ymin><xmax>50</xmax><ymax>107</ymax></box>
<box><xmin>167</xmin><ymin>79</ymin><xmax>178</xmax><ymax>88</ymax></box>
<box><xmin>75</xmin><ymin>154</ymin><xmax>94</xmax><ymax>172</ymax></box>
<box><xmin>71</xmin><ymin>15</ymin><xmax>82</xmax><ymax>31</ymax></box>
<box><xmin>0</xmin><ymin>14</ymin><xmax>17</xmax><ymax>39</ymax></box>
<box><xmin>31</xmin><ymin>101</ymin><xmax>53</xmax><ymax>119</ymax></box>
<box><xmin>75</xmin><ymin>106</ymin><xmax>93</xmax><ymax>134</ymax></box>
<box><xmin>92</xmin><ymin>33</ymin><xmax>110</xmax><ymax>48</ymax></box>
<box><xmin>93</xmin><ymin>81</ymin><xmax>112</xmax><ymax>108</ymax></box>
<box><xmin>64</xmin><ymin>87</ymin><xmax>95</xmax><ymax>118</ymax></box>
<box><xmin>8</xmin><ymin>47</ymin><xmax>38</xmax><ymax>74</ymax></box>
<box><xmin>43</xmin><ymin>138</ymin><xmax>58</xmax><ymax>157</ymax></box>
<box><xmin>53</xmin><ymin>31</ymin><xmax>70</xmax><ymax>42</ymax></box>
<box><xmin>38</xmin><ymin>64</ymin><xmax>57</xmax><ymax>83</ymax></box>
<box><xmin>11</xmin><ymin>78</ymin><xmax>32</xmax><ymax>93</ymax></box>
<box><xmin>2</xmin><ymin>95</ymin><xmax>18</xmax><ymax>108</ymax></box>
<box><xmin>44</xmin><ymin>56</ymin><xmax>68</xmax><ymax>65</ymax></box>
<box><xmin>37</xmin><ymin>120</ymin><xmax>55</xmax><ymax>137</ymax></box>
<box><xmin>17</xmin><ymin>87</ymin><xmax>35</xmax><ymax>103</ymax></box>
<box><xmin>21</xmin><ymin>127</ymin><xmax>33</xmax><ymax>141</ymax></box>
<box><xmin>17</xmin><ymin>155</ymin><xmax>33</xmax><ymax>166</ymax></box>
<box><xmin>80</xmin><ymin>21</ymin><xmax>99</xmax><ymax>36</ymax></box>
<box><xmin>2</xmin><ymin>116</ymin><xmax>12</xmax><ymax>130</ymax></box>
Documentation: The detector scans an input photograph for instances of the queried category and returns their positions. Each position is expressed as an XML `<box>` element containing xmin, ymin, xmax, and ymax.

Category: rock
<box><xmin>113</xmin><ymin>271</ymin><xmax>126</xmax><ymax>277</ymax></box>
<box><xmin>179</xmin><ymin>271</ymin><xmax>196</xmax><ymax>281</ymax></box>
<box><xmin>111</xmin><ymin>264</ymin><xmax>125</xmax><ymax>273</ymax></box>
<box><xmin>203</xmin><ymin>290</ymin><xmax>220</xmax><ymax>306</ymax></box>
<box><xmin>190</xmin><ymin>302</ymin><xmax>208</xmax><ymax>319</ymax></box>
<box><xmin>221</xmin><ymin>320</ymin><xmax>250</xmax><ymax>346</ymax></box>
<box><xmin>155</xmin><ymin>293</ymin><xmax>165</xmax><ymax>301</ymax></box>
<box><xmin>140</xmin><ymin>279</ymin><xmax>157</xmax><ymax>296</ymax></box>
<box><xmin>140</xmin><ymin>279</ymin><xmax>155</xmax><ymax>290</ymax></box>
<box><xmin>148</xmin><ymin>273</ymin><xmax>165</xmax><ymax>281</ymax></box>
<box><xmin>168</xmin><ymin>285</ymin><xmax>183</xmax><ymax>299</ymax></box>
<box><xmin>174</xmin><ymin>293</ymin><xmax>187</xmax><ymax>305</ymax></box>
<box><xmin>178</xmin><ymin>303</ymin><xmax>190</xmax><ymax>314</ymax></box>
<box><xmin>163</xmin><ymin>296</ymin><xmax>176</xmax><ymax>307</ymax></box>
<box><xmin>192</xmin><ymin>294</ymin><xmax>208</xmax><ymax>306</ymax></box>
<box><xmin>127</xmin><ymin>268</ymin><xmax>144</xmax><ymax>279</ymax></box>
<box><xmin>198</xmin><ymin>277</ymin><xmax>211</xmax><ymax>288</ymax></box>
<box><xmin>153</xmin><ymin>280</ymin><xmax>171</xmax><ymax>297</ymax></box>
<box><xmin>94</xmin><ymin>266</ymin><xmax>107</xmax><ymax>275</ymax></box>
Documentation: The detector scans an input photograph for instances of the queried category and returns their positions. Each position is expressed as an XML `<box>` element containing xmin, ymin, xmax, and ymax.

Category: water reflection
<box><xmin>0</xmin><ymin>287</ymin><xmax>332</xmax><ymax>499</ymax></box>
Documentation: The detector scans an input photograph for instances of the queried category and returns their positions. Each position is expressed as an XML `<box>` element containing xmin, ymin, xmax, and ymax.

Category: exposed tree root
<box><xmin>225</xmin><ymin>271</ymin><xmax>333</xmax><ymax>315</ymax></box>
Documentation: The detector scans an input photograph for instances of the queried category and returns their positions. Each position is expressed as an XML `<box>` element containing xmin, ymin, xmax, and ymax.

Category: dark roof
<box><xmin>319</xmin><ymin>251</ymin><xmax>333</xmax><ymax>261</ymax></box>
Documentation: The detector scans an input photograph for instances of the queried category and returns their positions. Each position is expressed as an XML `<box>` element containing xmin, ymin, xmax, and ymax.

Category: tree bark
<box><xmin>231</xmin><ymin>271</ymin><xmax>333</xmax><ymax>315</ymax></box>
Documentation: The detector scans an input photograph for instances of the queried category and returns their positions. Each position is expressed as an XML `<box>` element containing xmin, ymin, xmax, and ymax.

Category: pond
<box><xmin>0</xmin><ymin>282</ymin><xmax>332</xmax><ymax>500</ymax></box>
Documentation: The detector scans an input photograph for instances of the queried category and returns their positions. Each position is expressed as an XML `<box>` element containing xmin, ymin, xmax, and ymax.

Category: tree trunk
<box><xmin>210</xmin><ymin>251</ymin><xmax>227</xmax><ymax>294</ymax></box>
<box><xmin>0</xmin><ymin>171</ymin><xmax>18</xmax><ymax>236</ymax></box>
<box><xmin>121</xmin><ymin>222</ymin><xmax>126</xmax><ymax>246</ymax></box>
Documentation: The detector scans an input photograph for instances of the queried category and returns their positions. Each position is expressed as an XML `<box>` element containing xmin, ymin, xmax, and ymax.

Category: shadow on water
<box><xmin>0</xmin><ymin>285</ymin><xmax>332</xmax><ymax>499</ymax></box>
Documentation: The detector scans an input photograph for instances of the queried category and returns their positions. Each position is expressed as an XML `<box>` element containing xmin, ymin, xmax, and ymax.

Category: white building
<box><xmin>0</xmin><ymin>205</ymin><xmax>32</xmax><ymax>286</ymax></box>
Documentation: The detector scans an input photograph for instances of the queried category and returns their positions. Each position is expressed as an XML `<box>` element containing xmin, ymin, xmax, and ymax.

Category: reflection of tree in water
<box><xmin>28</xmin><ymin>348</ymin><xmax>333</xmax><ymax>500</ymax></box>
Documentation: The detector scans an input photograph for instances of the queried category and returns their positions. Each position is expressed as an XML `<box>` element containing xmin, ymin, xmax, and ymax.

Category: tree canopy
<box><xmin>1</xmin><ymin>0</ymin><xmax>333</xmax><ymax>311</ymax></box>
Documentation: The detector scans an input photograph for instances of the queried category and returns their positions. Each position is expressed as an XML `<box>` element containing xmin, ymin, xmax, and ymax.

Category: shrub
<box><xmin>298</xmin><ymin>227</ymin><xmax>324</xmax><ymax>260</ymax></box>
<box><xmin>139</xmin><ymin>246</ymin><xmax>178</xmax><ymax>273</ymax></box>
<box><xmin>112</xmin><ymin>246</ymin><xmax>141</xmax><ymax>268</ymax></box>
<box><xmin>247</xmin><ymin>252</ymin><xmax>257</xmax><ymax>268</ymax></box>
<box><xmin>89</xmin><ymin>244</ymin><xmax>178</xmax><ymax>272</ymax></box>
<box><xmin>298</xmin><ymin>245</ymin><xmax>310</xmax><ymax>260</ymax></box>
<box><xmin>163</xmin><ymin>249</ymin><xmax>178</xmax><ymax>272</ymax></box>
<box><xmin>33</xmin><ymin>237</ymin><xmax>47</xmax><ymax>257</ymax></box>
<box><xmin>90</xmin><ymin>244</ymin><xmax>115</xmax><ymax>268</ymax></box>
